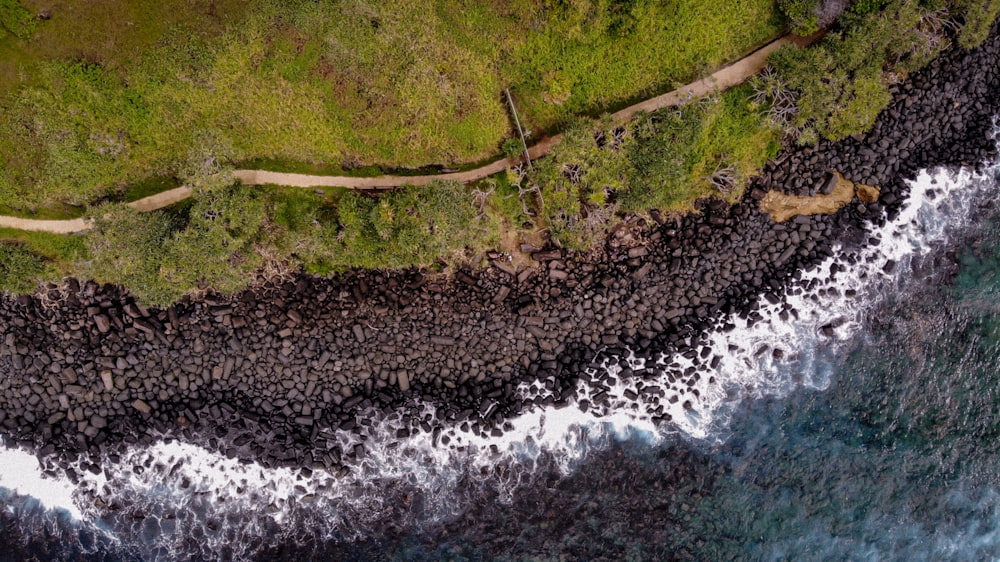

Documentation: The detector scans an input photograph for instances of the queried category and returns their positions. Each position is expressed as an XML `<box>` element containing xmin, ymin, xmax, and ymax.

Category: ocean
<box><xmin>1</xmin><ymin>133</ymin><xmax>999</xmax><ymax>560</ymax></box>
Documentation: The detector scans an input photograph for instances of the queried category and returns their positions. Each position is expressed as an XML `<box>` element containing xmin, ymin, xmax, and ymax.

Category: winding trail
<box><xmin>0</xmin><ymin>187</ymin><xmax>193</xmax><ymax>234</ymax></box>
<box><xmin>0</xmin><ymin>32</ymin><xmax>815</xmax><ymax>234</ymax></box>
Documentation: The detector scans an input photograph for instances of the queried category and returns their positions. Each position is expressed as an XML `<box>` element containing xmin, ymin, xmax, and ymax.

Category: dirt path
<box><xmin>0</xmin><ymin>187</ymin><xmax>194</xmax><ymax>234</ymax></box>
<box><xmin>0</xmin><ymin>33</ymin><xmax>813</xmax><ymax>233</ymax></box>
<box><xmin>232</xmin><ymin>33</ymin><xmax>813</xmax><ymax>190</ymax></box>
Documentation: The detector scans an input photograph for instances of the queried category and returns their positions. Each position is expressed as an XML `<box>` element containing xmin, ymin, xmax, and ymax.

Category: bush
<box><xmin>779</xmin><ymin>0</ymin><xmax>822</xmax><ymax>35</ymax></box>
<box><xmin>0</xmin><ymin>242</ymin><xmax>47</xmax><ymax>294</ymax></box>
<box><xmin>160</xmin><ymin>182</ymin><xmax>266</xmax><ymax>295</ymax></box>
<box><xmin>773</xmin><ymin>0</ymin><xmax>1000</xmax><ymax>143</ymax></box>
<box><xmin>623</xmin><ymin>87</ymin><xmax>780</xmax><ymax>213</ymax></box>
<box><xmin>85</xmin><ymin>204</ymin><xmax>181</xmax><ymax>306</ymax></box>
<box><xmin>850</xmin><ymin>0</ymin><xmax>890</xmax><ymax>15</ymax></box>
<box><xmin>85</xmin><ymin>181</ymin><xmax>268</xmax><ymax>305</ymax></box>
<box><xmin>502</xmin><ymin>138</ymin><xmax>524</xmax><ymax>160</ymax></box>
<box><xmin>527</xmin><ymin>118</ymin><xmax>632</xmax><ymax>248</ymax></box>
<box><xmin>771</xmin><ymin>0</ymin><xmax>939</xmax><ymax>142</ymax></box>
<box><xmin>955</xmin><ymin>0</ymin><xmax>1000</xmax><ymax>49</ymax></box>
<box><xmin>334</xmin><ymin>181</ymin><xmax>482</xmax><ymax>270</ymax></box>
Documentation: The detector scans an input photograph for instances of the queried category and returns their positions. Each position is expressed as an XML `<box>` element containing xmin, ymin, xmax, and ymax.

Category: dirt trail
<box><xmin>0</xmin><ymin>33</ymin><xmax>813</xmax><ymax>233</ymax></box>
<box><xmin>0</xmin><ymin>187</ymin><xmax>195</xmax><ymax>234</ymax></box>
<box><xmin>233</xmin><ymin>33</ymin><xmax>809</xmax><ymax>190</ymax></box>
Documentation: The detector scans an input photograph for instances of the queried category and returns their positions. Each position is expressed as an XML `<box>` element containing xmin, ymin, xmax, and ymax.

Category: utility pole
<box><xmin>504</xmin><ymin>88</ymin><xmax>533</xmax><ymax>171</ymax></box>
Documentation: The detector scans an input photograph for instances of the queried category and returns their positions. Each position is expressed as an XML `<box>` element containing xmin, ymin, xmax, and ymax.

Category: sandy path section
<box><xmin>0</xmin><ymin>32</ymin><xmax>817</xmax><ymax>233</ymax></box>
<box><xmin>0</xmin><ymin>216</ymin><xmax>93</xmax><ymax>234</ymax></box>
<box><xmin>0</xmin><ymin>186</ymin><xmax>194</xmax><ymax>234</ymax></box>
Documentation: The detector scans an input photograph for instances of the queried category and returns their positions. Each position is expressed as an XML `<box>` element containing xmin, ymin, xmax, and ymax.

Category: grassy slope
<box><xmin>0</xmin><ymin>0</ymin><xmax>791</xmax><ymax>301</ymax></box>
<box><xmin>0</xmin><ymin>0</ymin><xmax>782</xmax><ymax>211</ymax></box>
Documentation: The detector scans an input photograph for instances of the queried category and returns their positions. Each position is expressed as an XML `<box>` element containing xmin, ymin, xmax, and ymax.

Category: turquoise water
<box><xmin>388</xmin><ymin>167</ymin><xmax>1000</xmax><ymax>561</ymax></box>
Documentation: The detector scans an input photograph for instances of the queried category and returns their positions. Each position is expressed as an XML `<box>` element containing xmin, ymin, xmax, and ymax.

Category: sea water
<box><xmin>2</xmin><ymin>133</ymin><xmax>999</xmax><ymax>559</ymax></box>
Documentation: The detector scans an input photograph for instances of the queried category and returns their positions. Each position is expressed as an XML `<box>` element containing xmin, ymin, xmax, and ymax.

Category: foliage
<box><xmin>85</xmin><ymin>204</ymin><xmax>181</xmax><ymax>306</ymax></box>
<box><xmin>769</xmin><ymin>0</ymin><xmax>965</xmax><ymax>142</ymax></box>
<box><xmin>261</xmin><ymin>186</ymin><xmax>341</xmax><ymax>275</ymax></box>
<box><xmin>849</xmin><ymin>0</ymin><xmax>890</xmax><ymax>15</ymax></box>
<box><xmin>771</xmin><ymin>0</ymin><xmax>999</xmax><ymax>143</ymax></box>
<box><xmin>2</xmin><ymin>0</ymin><xmax>993</xmax><ymax>302</ymax></box>
<box><xmin>778</xmin><ymin>0</ymin><xmax>822</xmax><ymax>35</ymax></box>
<box><xmin>506</xmin><ymin>0</ymin><xmax>783</xmax><ymax>132</ymax></box>
<box><xmin>622</xmin><ymin>86</ymin><xmax>781</xmax><ymax>213</ymax></box>
<box><xmin>502</xmin><ymin>138</ymin><xmax>524</xmax><ymax>160</ymax></box>
<box><xmin>0</xmin><ymin>0</ymin><xmax>34</xmax><ymax>40</ymax></box>
<box><xmin>528</xmin><ymin>118</ymin><xmax>631</xmax><ymax>248</ymax></box>
<box><xmin>333</xmin><ymin>181</ymin><xmax>483</xmax><ymax>270</ymax></box>
<box><xmin>954</xmin><ymin>0</ymin><xmax>1000</xmax><ymax>48</ymax></box>
<box><xmin>515</xmin><ymin>87</ymin><xmax>779</xmax><ymax>248</ymax></box>
<box><xmin>0</xmin><ymin>241</ymin><xmax>48</xmax><ymax>293</ymax></box>
<box><xmin>160</xmin><ymin>182</ymin><xmax>266</xmax><ymax>296</ymax></box>
<box><xmin>0</xmin><ymin>0</ymin><xmax>783</xmax><ymax>211</ymax></box>
<box><xmin>84</xmin><ymin>182</ymin><xmax>266</xmax><ymax>306</ymax></box>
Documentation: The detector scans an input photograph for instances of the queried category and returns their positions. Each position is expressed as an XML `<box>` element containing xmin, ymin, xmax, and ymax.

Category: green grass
<box><xmin>504</xmin><ymin>0</ymin><xmax>784</xmax><ymax>135</ymax></box>
<box><xmin>0</xmin><ymin>201</ymin><xmax>83</xmax><ymax>220</ymax></box>
<box><xmin>8</xmin><ymin>0</ymin><xmax>996</xmax><ymax>305</ymax></box>
<box><xmin>0</xmin><ymin>0</ymin><xmax>784</xmax><ymax>212</ymax></box>
<box><xmin>122</xmin><ymin>175</ymin><xmax>181</xmax><ymax>203</ymax></box>
<box><xmin>0</xmin><ymin>227</ymin><xmax>86</xmax><ymax>292</ymax></box>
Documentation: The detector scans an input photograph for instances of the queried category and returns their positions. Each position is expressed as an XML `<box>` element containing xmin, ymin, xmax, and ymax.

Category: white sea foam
<box><xmin>0</xmin><ymin>446</ymin><xmax>83</xmax><ymax>519</ymax></box>
<box><xmin>1</xmin><ymin>154</ymin><xmax>997</xmax><ymax>555</ymax></box>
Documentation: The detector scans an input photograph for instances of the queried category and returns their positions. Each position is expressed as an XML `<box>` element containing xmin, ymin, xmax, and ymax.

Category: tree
<box><xmin>85</xmin><ymin>204</ymin><xmax>182</xmax><ymax>306</ymax></box>
<box><xmin>161</xmin><ymin>181</ymin><xmax>266</xmax><ymax>294</ymax></box>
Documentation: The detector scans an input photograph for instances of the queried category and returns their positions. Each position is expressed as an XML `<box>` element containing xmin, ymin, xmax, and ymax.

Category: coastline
<box><xmin>0</xmin><ymin>24</ymin><xmax>998</xmax><ymax>480</ymax></box>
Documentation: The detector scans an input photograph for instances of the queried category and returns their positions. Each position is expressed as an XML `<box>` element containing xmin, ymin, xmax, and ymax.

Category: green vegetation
<box><xmin>0</xmin><ymin>229</ymin><xmax>85</xmax><ymax>293</ymax></box>
<box><xmin>0</xmin><ymin>0</ymin><xmax>783</xmax><ymax>212</ymax></box>
<box><xmin>954</xmin><ymin>0</ymin><xmax>1000</xmax><ymax>48</ymax></box>
<box><xmin>624</xmin><ymin>86</ymin><xmax>782</xmax><ymax>212</ymax></box>
<box><xmin>86</xmin><ymin>204</ymin><xmax>180</xmax><ymax>305</ymax></box>
<box><xmin>0</xmin><ymin>241</ymin><xmax>49</xmax><ymax>293</ymax></box>
<box><xmin>770</xmin><ymin>0</ymin><xmax>1000</xmax><ymax>143</ymax></box>
<box><xmin>503</xmin><ymin>0</ymin><xmax>783</xmax><ymax>132</ymax></box>
<box><xmin>85</xmin><ymin>182</ymin><xmax>267</xmax><ymax>305</ymax></box>
<box><xmin>80</xmin><ymin>179</ymin><xmax>491</xmax><ymax>306</ymax></box>
<box><xmin>335</xmin><ymin>182</ymin><xmax>485</xmax><ymax>270</ymax></box>
<box><xmin>1</xmin><ymin>0</ymin><xmax>999</xmax><ymax>305</ymax></box>
<box><xmin>777</xmin><ymin>0</ymin><xmax>823</xmax><ymax>35</ymax></box>
<box><xmin>0</xmin><ymin>0</ymin><xmax>33</xmax><ymax>40</ymax></box>
<box><xmin>509</xmin><ymin>85</ymin><xmax>781</xmax><ymax>249</ymax></box>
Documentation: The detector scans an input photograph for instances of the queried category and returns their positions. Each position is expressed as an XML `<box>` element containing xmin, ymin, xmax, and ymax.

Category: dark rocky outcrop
<box><xmin>1</xmin><ymin>23</ymin><xmax>999</xmax><ymax>475</ymax></box>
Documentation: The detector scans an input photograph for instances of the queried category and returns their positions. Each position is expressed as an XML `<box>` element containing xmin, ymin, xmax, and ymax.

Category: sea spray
<box><xmin>0</xmin><ymin>445</ymin><xmax>82</xmax><ymax>519</ymax></box>
<box><xmin>1</xmin><ymin>149</ymin><xmax>997</xmax><ymax>558</ymax></box>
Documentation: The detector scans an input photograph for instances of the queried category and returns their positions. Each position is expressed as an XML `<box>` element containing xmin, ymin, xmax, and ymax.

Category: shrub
<box><xmin>773</xmin><ymin>0</ymin><xmax>1000</xmax><ymax>143</ymax></box>
<box><xmin>502</xmin><ymin>138</ymin><xmax>524</xmax><ymax>160</ymax></box>
<box><xmin>527</xmin><ymin>118</ymin><xmax>632</xmax><ymax>248</ymax></box>
<box><xmin>850</xmin><ymin>0</ymin><xmax>890</xmax><ymax>15</ymax></box>
<box><xmin>955</xmin><ymin>0</ymin><xmax>1000</xmax><ymax>49</ymax></box>
<box><xmin>771</xmin><ymin>0</ymin><xmax>935</xmax><ymax>142</ymax></box>
<box><xmin>623</xmin><ymin>87</ymin><xmax>780</xmax><ymax>213</ymax></box>
<box><xmin>160</xmin><ymin>182</ymin><xmax>266</xmax><ymax>296</ymax></box>
<box><xmin>779</xmin><ymin>0</ymin><xmax>822</xmax><ymax>35</ymax></box>
<box><xmin>0</xmin><ymin>242</ymin><xmax>47</xmax><ymax>294</ymax></box>
<box><xmin>85</xmin><ymin>204</ymin><xmax>181</xmax><ymax>306</ymax></box>
<box><xmin>334</xmin><ymin>181</ymin><xmax>482</xmax><ymax>269</ymax></box>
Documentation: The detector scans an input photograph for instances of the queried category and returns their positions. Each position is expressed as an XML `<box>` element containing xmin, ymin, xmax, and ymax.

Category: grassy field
<box><xmin>0</xmin><ymin>0</ymin><xmax>784</xmax><ymax>211</ymax></box>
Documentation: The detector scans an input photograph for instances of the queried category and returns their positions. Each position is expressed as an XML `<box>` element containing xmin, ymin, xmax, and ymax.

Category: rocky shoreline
<box><xmin>1</xmin><ymin>25</ymin><xmax>999</xmax><ymax>478</ymax></box>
